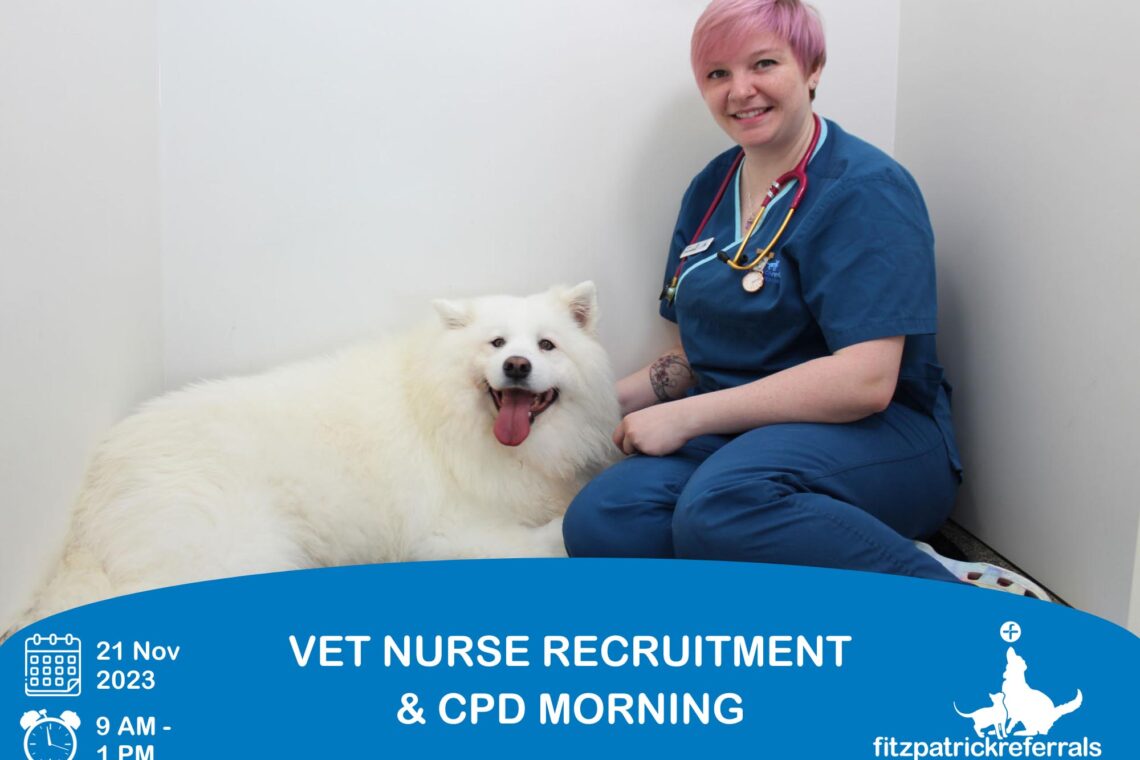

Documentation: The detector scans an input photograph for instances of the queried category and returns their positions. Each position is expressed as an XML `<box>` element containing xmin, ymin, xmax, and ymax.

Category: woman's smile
<box><xmin>732</xmin><ymin>106</ymin><xmax>773</xmax><ymax>121</ymax></box>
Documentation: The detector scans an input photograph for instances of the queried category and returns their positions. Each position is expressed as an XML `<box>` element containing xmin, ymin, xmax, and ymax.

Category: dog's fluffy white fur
<box><xmin>13</xmin><ymin>282</ymin><xmax>619</xmax><ymax>631</ymax></box>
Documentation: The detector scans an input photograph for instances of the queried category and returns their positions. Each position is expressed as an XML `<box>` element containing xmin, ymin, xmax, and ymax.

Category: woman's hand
<box><xmin>612</xmin><ymin>401</ymin><xmax>694</xmax><ymax>457</ymax></box>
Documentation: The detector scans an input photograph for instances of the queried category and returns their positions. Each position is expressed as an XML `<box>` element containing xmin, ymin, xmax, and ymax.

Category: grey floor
<box><xmin>929</xmin><ymin>521</ymin><xmax>1067</xmax><ymax>606</ymax></box>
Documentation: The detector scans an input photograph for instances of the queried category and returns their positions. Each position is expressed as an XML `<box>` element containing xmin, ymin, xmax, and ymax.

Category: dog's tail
<box><xmin>2</xmin><ymin>544</ymin><xmax>113</xmax><ymax>643</ymax></box>
<box><xmin>1053</xmin><ymin>690</ymin><xmax>1083</xmax><ymax>720</ymax></box>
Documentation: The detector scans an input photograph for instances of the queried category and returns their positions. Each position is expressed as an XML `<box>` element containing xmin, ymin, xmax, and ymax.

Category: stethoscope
<box><xmin>661</xmin><ymin>113</ymin><xmax>822</xmax><ymax>303</ymax></box>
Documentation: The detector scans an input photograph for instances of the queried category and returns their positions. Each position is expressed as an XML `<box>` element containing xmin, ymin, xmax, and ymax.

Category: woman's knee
<box><xmin>672</xmin><ymin>475</ymin><xmax>790</xmax><ymax>560</ymax></box>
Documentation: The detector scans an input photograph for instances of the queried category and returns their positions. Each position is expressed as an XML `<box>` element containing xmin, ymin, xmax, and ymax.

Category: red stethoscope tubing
<box><xmin>663</xmin><ymin>151</ymin><xmax>743</xmax><ymax>294</ymax></box>
<box><xmin>780</xmin><ymin>112</ymin><xmax>822</xmax><ymax>210</ymax></box>
<box><xmin>689</xmin><ymin>152</ymin><xmax>744</xmax><ymax>247</ymax></box>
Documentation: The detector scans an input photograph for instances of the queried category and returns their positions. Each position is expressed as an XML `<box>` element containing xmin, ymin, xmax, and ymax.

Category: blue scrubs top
<box><xmin>659</xmin><ymin>119</ymin><xmax>962</xmax><ymax>475</ymax></box>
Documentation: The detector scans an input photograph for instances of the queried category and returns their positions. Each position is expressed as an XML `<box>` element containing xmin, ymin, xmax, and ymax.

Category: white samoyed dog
<box><xmin>13</xmin><ymin>281</ymin><xmax>619</xmax><ymax>630</ymax></box>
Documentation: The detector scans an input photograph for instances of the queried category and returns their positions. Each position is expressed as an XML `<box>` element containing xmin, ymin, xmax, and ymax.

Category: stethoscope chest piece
<box><xmin>741</xmin><ymin>269</ymin><xmax>765</xmax><ymax>293</ymax></box>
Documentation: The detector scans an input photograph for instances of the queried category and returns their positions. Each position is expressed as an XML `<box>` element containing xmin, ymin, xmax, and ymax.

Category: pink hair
<box><xmin>691</xmin><ymin>0</ymin><xmax>827</xmax><ymax>80</ymax></box>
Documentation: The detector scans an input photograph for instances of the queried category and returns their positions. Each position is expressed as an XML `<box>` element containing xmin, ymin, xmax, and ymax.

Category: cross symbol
<box><xmin>1000</xmin><ymin>621</ymin><xmax>1022</xmax><ymax>643</ymax></box>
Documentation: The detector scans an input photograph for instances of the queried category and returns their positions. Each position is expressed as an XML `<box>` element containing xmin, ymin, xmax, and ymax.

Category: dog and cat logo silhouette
<box><xmin>953</xmin><ymin>646</ymin><xmax>1082</xmax><ymax>738</ymax></box>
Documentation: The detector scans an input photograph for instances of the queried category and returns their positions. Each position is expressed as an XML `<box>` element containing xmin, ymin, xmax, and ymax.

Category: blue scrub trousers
<box><xmin>563</xmin><ymin>401</ymin><xmax>960</xmax><ymax>582</ymax></box>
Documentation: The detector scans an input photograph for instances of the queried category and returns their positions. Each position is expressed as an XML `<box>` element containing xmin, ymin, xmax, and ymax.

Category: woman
<box><xmin>563</xmin><ymin>0</ymin><xmax>1045</xmax><ymax>597</ymax></box>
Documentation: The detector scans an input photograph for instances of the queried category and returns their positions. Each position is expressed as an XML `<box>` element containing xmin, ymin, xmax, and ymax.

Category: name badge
<box><xmin>680</xmin><ymin>238</ymin><xmax>715</xmax><ymax>259</ymax></box>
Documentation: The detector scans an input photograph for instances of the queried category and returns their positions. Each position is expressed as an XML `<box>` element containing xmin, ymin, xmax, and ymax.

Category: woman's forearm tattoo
<box><xmin>649</xmin><ymin>352</ymin><xmax>694</xmax><ymax>403</ymax></box>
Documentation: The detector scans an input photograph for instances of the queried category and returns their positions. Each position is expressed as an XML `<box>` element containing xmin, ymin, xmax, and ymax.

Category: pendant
<box><xmin>742</xmin><ymin>269</ymin><xmax>765</xmax><ymax>293</ymax></box>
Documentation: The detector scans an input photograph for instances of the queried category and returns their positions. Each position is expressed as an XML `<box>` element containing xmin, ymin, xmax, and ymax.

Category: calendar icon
<box><xmin>24</xmin><ymin>633</ymin><xmax>82</xmax><ymax>697</ymax></box>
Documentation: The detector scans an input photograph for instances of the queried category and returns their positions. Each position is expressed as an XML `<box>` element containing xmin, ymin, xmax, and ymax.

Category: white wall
<box><xmin>896</xmin><ymin>0</ymin><xmax>1140</xmax><ymax>627</ymax></box>
<box><xmin>0</xmin><ymin>1</ymin><xmax>163</xmax><ymax>625</ymax></box>
<box><xmin>157</xmin><ymin>0</ymin><xmax>901</xmax><ymax>387</ymax></box>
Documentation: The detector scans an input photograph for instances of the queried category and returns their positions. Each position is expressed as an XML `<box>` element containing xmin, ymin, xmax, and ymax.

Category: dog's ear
<box><xmin>432</xmin><ymin>299</ymin><xmax>472</xmax><ymax>330</ymax></box>
<box><xmin>557</xmin><ymin>281</ymin><xmax>599</xmax><ymax>333</ymax></box>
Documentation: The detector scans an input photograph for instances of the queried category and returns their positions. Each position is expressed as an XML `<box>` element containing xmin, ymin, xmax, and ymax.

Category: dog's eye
<box><xmin>490</xmin><ymin>338</ymin><xmax>506</xmax><ymax>348</ymax></box>
<box><xmin>538</xmin><ymin>339</ymin><xmax>556</xmax><ymax>351</ymax></box>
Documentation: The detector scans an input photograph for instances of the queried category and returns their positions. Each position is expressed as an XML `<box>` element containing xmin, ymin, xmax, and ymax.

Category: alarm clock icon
<box><xmin>20</xmin><ymin>709</ymin><xmax>81</xmax><ymax>760</ymax></box>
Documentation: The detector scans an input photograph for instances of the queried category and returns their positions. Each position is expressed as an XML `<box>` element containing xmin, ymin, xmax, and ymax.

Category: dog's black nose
<box><xmin>503</xmin><ymin>356</ymin><xmax>531</xmax><ymax>380</ymax></box>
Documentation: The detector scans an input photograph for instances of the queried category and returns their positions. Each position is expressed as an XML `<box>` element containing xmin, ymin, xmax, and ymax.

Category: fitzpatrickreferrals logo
<box><xmin>991</xmin><ymin>647</ymin><xmax>1082</xmax><ymax>737</ymax></box>
<box><xmin>872</xmin><ymin>623</ymin><xmax>1100</xmax><ymax>758</ymax></box>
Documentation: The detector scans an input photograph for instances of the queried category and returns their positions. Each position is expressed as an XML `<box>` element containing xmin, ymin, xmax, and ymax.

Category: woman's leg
<box><xmin>672</xmin><ymin>403</ymin><xmax>960</xmax><ymax>582</ymax></box>
<box><xmin>562</xmin><ymin>435</ymin><xmax>728</xmax><ymax>558</ymax></box>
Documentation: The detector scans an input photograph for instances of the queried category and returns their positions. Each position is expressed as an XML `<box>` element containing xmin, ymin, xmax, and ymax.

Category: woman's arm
<box><xmin>613</xmin><ymin>336</ymin><xmax>905</xmax><ymax>456</ymax></box>
<box><xmin>615</xmin><ymin>326</ymin><xmax>697</xmax><ymax>417</ymax></box>
<box><xmin>617</xmin><ymin>347</ymin><xmax>695</xmax><ymax>417</ymax></box>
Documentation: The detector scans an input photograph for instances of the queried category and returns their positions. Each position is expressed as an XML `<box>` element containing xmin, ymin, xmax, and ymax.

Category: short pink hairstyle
<box><xmin>691</xmin><ymin>0</ymin><xmax>827</xmax><ymax>80</ymax></box>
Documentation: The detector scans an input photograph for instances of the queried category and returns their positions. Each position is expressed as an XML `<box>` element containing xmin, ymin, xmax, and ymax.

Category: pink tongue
<box><xmin>494</xmin><ymin>389</ymin><xmax>534</xmax><ymax>446</ymax></box>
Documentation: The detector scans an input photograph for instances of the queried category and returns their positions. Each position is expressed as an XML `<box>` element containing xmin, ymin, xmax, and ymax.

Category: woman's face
<box><xmin>696</xmin><ymin>30</ymin><xmax>820</xmax><ymax>155</ymax></box>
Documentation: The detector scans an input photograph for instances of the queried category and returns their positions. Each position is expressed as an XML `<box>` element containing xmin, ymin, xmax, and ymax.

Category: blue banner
<box><xmin>3</xmin><ymin>560</ymin><xmax>1136</xmax><ymax>758</ymax></box>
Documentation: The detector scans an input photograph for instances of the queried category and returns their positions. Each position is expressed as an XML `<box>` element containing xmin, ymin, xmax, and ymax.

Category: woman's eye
<box><xmin>755</xmin><ymin>58</ymin><xmax>777</xmax><ymax>69</ymax></box>
<box><xmin>491</xmin><ymin>338</ymin><xmax>506</xmax><ymax>348</ymax></box>
<box><xmin>538</xmin><ymin>339</ymin><xmax>556</xmax><ymax>351</ymax></box>
<box><xmin>706</xmin><ymin>69</ymin><xmax>728</xmax><ymax>80</ymax></box>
